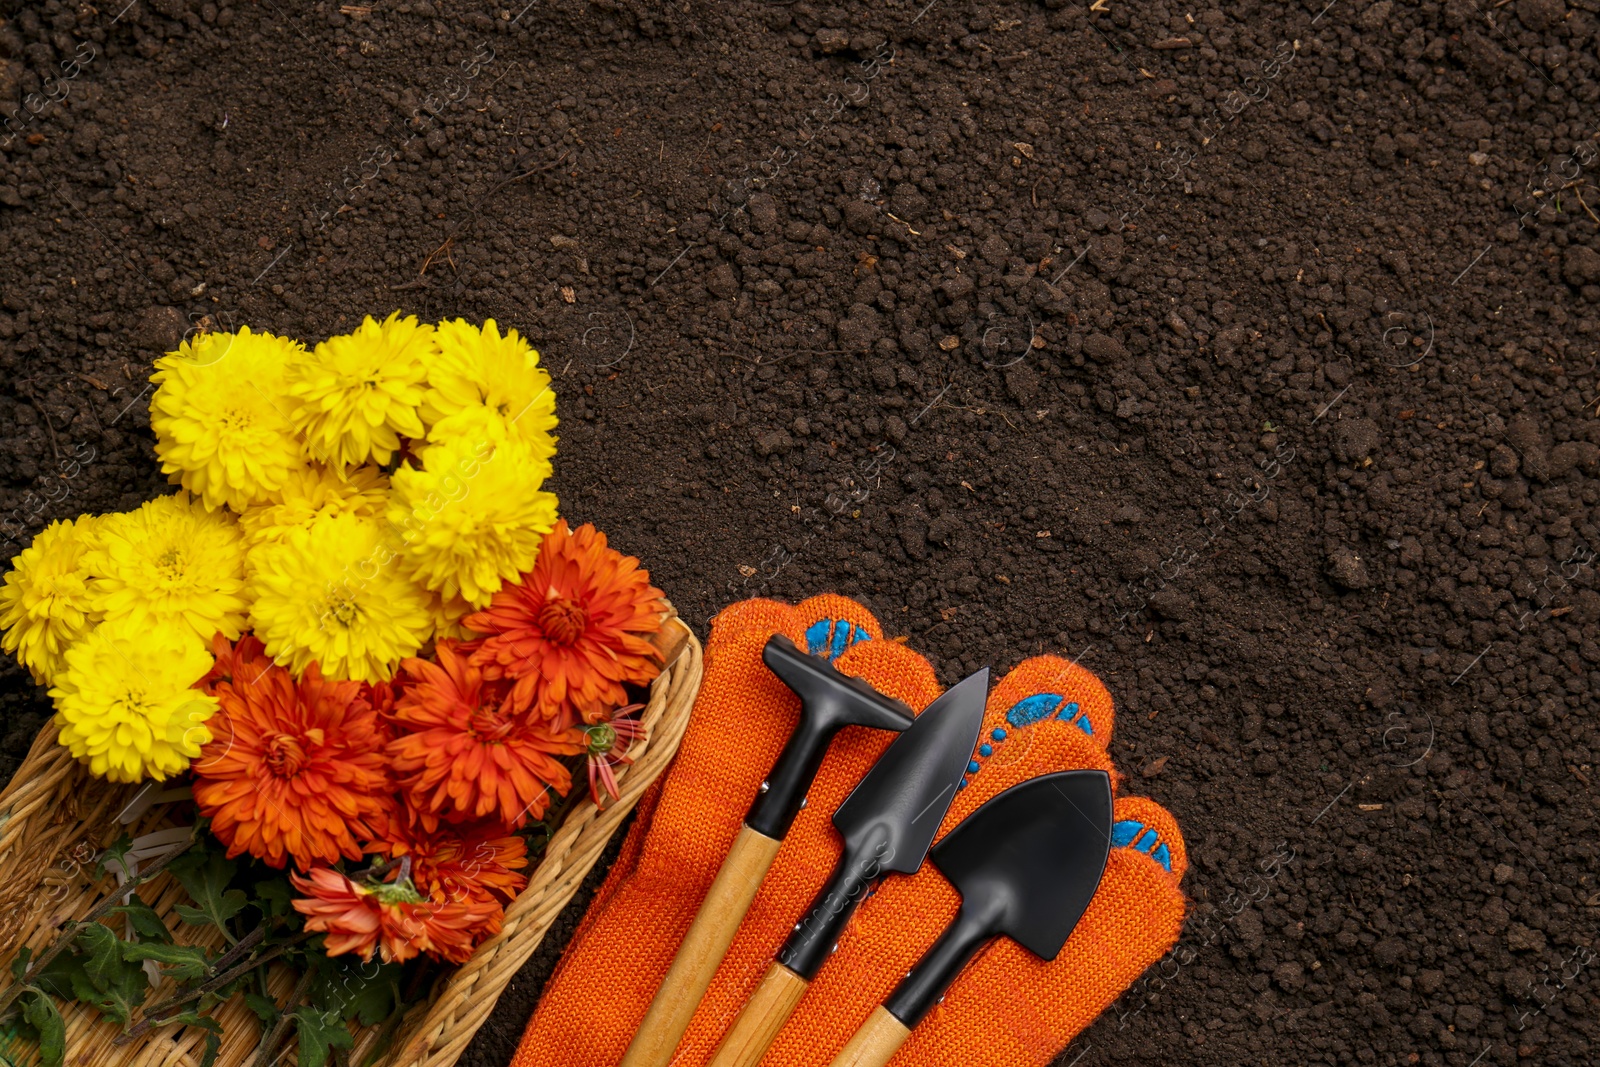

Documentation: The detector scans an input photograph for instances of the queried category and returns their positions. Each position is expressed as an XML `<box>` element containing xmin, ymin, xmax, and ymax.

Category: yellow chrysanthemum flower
<box><xmin>420</xmin><ymin>318</ymin><xmax>558</xmax><ymax>458</ymax></box>
<box><xmin>238</xmin><ymin>463</ymin><xmax>391</xmax><ymax>547</ymax></box>
<box><xmin>0</xmin><ymin>516</ymin><xmax>102</xmax><ymax>685</ymax></box>
<box><xmin>288</xmin><ymin>312</ymin><xmax>433</xmax><ymax>467</ymax></box>
<box><xmin>51</xmin><ymin>617</ymin><xmax>218</xmax><ymax>783</ymax></box>
<box><xmin>247</xmin><ymin>510</ymin><xmax>434</xmax><ymax>683</ymax></box>
<box><xmin>426</xmin><ymin>582</ymin><xmax>477</xmax><ymax>643</ymax></box>
<box><xmin>88</xmin><ymin>493</ymin><xmax>249</xmax><ymax>645</ymax></box>
<box><xmin>387</xmin><ymin>435</ymin><xmax>559</xmax><ymax>607</ymax></box>
<box><xmin>150</xmin><ymin>326</ymin><xmax>307</xmax><ymax>512</ymax></box>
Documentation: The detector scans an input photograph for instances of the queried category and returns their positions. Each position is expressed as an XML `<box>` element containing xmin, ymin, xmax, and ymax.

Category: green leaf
<box><xmin>168</xmin><ymin>847</ymin><xmax>246</xmax><ymax>934</ymax></box>
<box><xmin>200</xmin><ymin>1026</ymin><xmax>221</xmax><ymax>1067</ymax></box>
<box><xmin>110</xmin><ymin>894</ymin><xmax>172</xmax><ymax>942</ymax></box>
<box><xmin>93</xmin><ymin>835</ymin><xmax>134</xmax><ymax>881</ymax></box>
<box><xmin>120</xmin><ymin>942</ymin><xmax>211</xmax><ymax>984</ymax></box>
<box><xmin>254</xmin><ymin>877</ymin><xmax>294</xmax><ymax>920</ymax></box>
<box><xmin>168</xmin><ymin>1011</ymin><xmax>223</xmax><ymax>1033</ymax></box>
<box><xmin>307</xmin><ymin>954</ymin><xmax>401</xmax><ymax>1027</ymax></box>
<box><xmin>9</xmin><ymin>947</ymin><xmax>31</xmax><ymax>983</ymax></box>
<box><xmin>28</xmin><ymin>950</ymin><xmax>90</xmax><ymax>1002</ymax></box>
<box><xmin>75</xmin><ymin>923</ymin><xmax>127</xmax><ymax>991</ymax></box>
<box><xmin>292</xmin><ymin>1007</ymin><xmax>354</xmax><ymax>1067</ymax></box>
<box><xmin>64</xmin><ymin>923</ymin><xmax>150</xmax><ymax>1024</ymax></box>
<box><xmin>172</xmin><ymin>894</ymin><xmax>247</xmax><ymax>931</ymax></box>
<box><xmin>21</xmin><ymin>989</ymin><xmax>65</xmax><ymax>1067</ymax></box>
<box><xmin>64</xmin><ymin>967</ymin><xmax>104</xmax><ymax>1007</ymax></box>
<box><xmin>348</xmin><ymin>979</ymin><xmax>398</xmax><ymax>1029</ymax></box>
<box><xmin>243</xmin><ymin>992</ymin><xmax>280</xmax><ymax>1025</ymax></box>
<box><xmin>79</xmin><ymin>968</ymin><xmax>147</xmax><ymax>1024</ymax></box>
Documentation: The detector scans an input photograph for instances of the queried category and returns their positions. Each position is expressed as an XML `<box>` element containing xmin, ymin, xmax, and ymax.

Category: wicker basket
<box><xmin>0</xmin><ymin>612</ymin><xmax>702</xmax><ymax>1067</ymax></box>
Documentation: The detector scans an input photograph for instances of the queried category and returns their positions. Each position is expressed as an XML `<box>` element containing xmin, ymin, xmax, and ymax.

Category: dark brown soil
<box><xmin>4</xmin><ymin>0</ymin><xmax>1599</xmax><ymax>1065</ymax></box>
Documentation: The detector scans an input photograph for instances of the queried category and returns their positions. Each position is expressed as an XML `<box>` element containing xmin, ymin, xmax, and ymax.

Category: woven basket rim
<box><xmin>0</xmin><ymin>615</ymin><xmax>703</xmax><ymax>1067</ymax></box>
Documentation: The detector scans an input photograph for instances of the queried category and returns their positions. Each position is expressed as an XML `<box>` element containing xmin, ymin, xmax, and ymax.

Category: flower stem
<box><xmin>208</xmin><ymin>923</ymin><xmax>270</xmax><ymax>981</ymax></box>
<box><xmin>252</xmin><ymin>963</ymin><xmax>316</xmax><ymax>1067</ymax></box>
<box><xmin>115</xmin><ymin>928</ymin><xmax>311</xmax><ymax>1045</ymax></box>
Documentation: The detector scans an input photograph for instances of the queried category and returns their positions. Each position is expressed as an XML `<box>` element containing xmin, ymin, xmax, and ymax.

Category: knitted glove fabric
<box><xmin>513</xmin><ymin>595</ymin><xmax>1187</xmax><ymax>1067</ymax></box>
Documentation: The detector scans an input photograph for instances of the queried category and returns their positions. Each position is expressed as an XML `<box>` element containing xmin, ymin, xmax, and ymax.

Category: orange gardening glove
<box><xmin>513</xmin><ymin>595</ymin><xmax>1187</xmax><ymax>1067</ymax></box>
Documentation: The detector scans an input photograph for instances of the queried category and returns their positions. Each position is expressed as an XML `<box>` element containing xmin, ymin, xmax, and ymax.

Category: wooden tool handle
<box><xmin>620</xmin><ymin>824</ymin><xmax>785</xmax><ymax>1067</ymax></box>
<box><xmin>706</xmin><ymin>962</ymin><xmax>811</xmax><ymax>1067</ymax></box>
<box><xmin>828</xmin><ymin>1006</ymin><xmax>912</xmax><ymax>1067</ymax></box>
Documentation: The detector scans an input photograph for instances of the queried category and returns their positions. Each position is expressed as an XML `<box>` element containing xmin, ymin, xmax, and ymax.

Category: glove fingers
<box><xmin>791</xmin><ymin>603</ymin><xmax>883</xmax><ymax>661</ymax></box>
<box><xmin>709</xmin><ymin>594</ymin><xmax>883</xmax><ymax>662</ymax></box>
<box><xmin>709</xmin><ymin>597</ymin><xmax>793</xmax><ymax>646</ymax></box>
<box><xmin>904</xmin><ymin>795</ymin><xmax>1186</xmax><ymax>1065</ymax></box>
<box><xmin>984</xmin><ymin>655</ymin><xmax>1116</xmax><ymax>754</ymax></box>
<box><xmin>642</xmin><ymin>596</ymin><xmax>897</xmax><ymax>884</ymax></box>
<box><xmin>832</xmin><ymin>632</ymin><xmax>939</xmax><ymax>708</ymax></box>
<box><xmin>940</xmin><ymin>656</ymin><xmax>1119</xmax><ymax>836</ymax></box>
<box><xmin>1110</xmin><ymin>795</ymin><xmax>1187</xmax><ymax>882</ymax></box>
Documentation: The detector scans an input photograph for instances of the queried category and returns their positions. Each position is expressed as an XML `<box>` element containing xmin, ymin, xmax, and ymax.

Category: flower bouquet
<box><xmin>0</xmin><ymin>315</ymin><xmax>702</xmax><ymax>1067</ymax></box>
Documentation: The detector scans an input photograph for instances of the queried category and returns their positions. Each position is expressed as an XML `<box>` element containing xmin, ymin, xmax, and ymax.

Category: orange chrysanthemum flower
<box><xmin>194</xmin><ymin>653</ymin><xmax>391</xmax><ymax>868</ymax></box>
<box><xmin>388</xmin><ymin>641</ymin><xmax>583</xmax><ymax>829</ymax></box>
<box><xmin>466</xmin><ymin>520</ymin><xmax>665</xmax><ymax>728</ymax></box>
<box><xmin>198</xmin><ymin>632</ymin><xmax>275</xmax><ymax>696</ymax></box>
<box><xmin>360</xmin><ymin>678</ymin><xmax>401</xmax><ymax>742</ymax></box>
<box><xmin>369</xmin><ymin>811</ymin><xmax>529</xmax><ymax>910</ymax></box>
<box><xmin>291</xmin><ymin>867</ymin><xmax>498</xmax><ymax>964</ymax></box>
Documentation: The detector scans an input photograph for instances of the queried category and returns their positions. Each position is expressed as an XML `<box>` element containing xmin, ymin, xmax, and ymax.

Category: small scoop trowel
<box><xmin>827</xmin><ymin>770</ymin><xmax>1114</xmax><ymax>1067</ymax></box>
<box><xmin>706</xmin><ymin>668</ymin><xmax>990</xmax><ymax>1067</ymax></box>
<box><xmin>619</xmin><ymin>634</ymin><xmax>915</xmax><ymax>1067</ymax></box>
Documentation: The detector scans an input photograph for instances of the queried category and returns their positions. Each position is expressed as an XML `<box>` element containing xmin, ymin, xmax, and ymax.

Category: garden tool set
<box><xmin>620</xmin><ymin>628</ymin><xmax>1113</xmax><ymax>1067</ymax></box>
<box><xmin>516</xmin><ymin>595</ymin><xmax>1189</xmax><ymax>1067</ymax></box>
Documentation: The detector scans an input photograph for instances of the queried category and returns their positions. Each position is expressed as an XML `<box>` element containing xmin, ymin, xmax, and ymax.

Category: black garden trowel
<box><xmin>706</xmin><ymin>668</ymin><xmax>990</xmax><ymax>1067</ymax></box>
<box><xmin>827</xmin><ymin>769</ymin><xmax>1115</xmax><ymax>1067</ymax></box>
